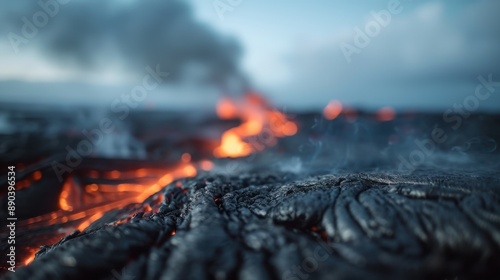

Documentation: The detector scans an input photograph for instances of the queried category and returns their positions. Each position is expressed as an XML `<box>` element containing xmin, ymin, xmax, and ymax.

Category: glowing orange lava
<box><xmin>33</xmin><ymin>171</ymin><xmax>42</xmax><ymax>181</ymax></box>
<box><xmin>15</xmin><ymin>163</ymin><xmax>201</xmax><ymax>241</ymax></box>
<box><xmin>23</xmin><ymin>251</ymin><xmax>36</xmax><ymax>266</ymax></box>
<box><xmin>199</xmin><ymin>160</ymin><xmax>214</xmax><ymax>171</ymax></box>
<box><xmin>323</xmin><ymin>100</ymin><xmax>343</xmax><ymax>120</ymax></box>
<box><xmin>21</xmin><ymin>91</ymin><xmax>298</xmax><ymax>266</ymax></box>
<box><xmin>59</xmin><ymin>179</ymin><xmax>74</xmax><ymax>211</ymax></box>
<box><xmin>216</xmin><ymin>97</ymin><xmax>239</xmax><ymax>119</ymax></box>
<box><xmin>214</xmin><ymin>92</ymin><xmax>297</xmax><ymax>158</ymax></box>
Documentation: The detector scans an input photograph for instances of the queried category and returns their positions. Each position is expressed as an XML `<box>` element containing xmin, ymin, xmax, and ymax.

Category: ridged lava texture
<box><xmin>4</xmin><ymin>172</ymin><xmax>500</xmax><ymax>280</ymax></box>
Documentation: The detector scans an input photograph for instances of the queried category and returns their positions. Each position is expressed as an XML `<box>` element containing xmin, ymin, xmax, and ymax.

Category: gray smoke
<box><xmin>1</xmin><ymin>0</ymin><xmax>243</xmax><ymax>86</ymax></box>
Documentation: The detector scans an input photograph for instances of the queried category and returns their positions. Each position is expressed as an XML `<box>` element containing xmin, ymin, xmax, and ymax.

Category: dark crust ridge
<box><xmin>4</xmin><ymin>172</ymin><xmax>500</xmax><ymax>280</ymax></box>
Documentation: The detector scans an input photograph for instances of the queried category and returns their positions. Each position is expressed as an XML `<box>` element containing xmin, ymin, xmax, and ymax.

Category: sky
<box><xmin>0</xmin><ymin>0</ymin><xmax>499</xmax><ymax>111</ymax></box>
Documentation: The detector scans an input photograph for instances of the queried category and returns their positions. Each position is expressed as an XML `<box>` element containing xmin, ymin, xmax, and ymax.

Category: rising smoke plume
<box><xmin>1</xmin><ymin>0</ymin><xmax>244</xmax><ymax>87</ymax></box>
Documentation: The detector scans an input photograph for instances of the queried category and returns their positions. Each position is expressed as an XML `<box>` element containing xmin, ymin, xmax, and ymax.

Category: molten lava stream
<box><xmin>20</xmin><ymin>163</ymin><xmax>197</xmax><ymax>232</ymax></box>
<box><xmin>73</xmin><ymin>163</ymin><xmax>196</xmax><ymax>231</ymax></box>
<box><xmin>21</xmin><ymin>92</ymin><xmax>298</xmax><ymax>266</ymax></box>
<box><xmin>214</xmin><ymin>92</ymin><xmax>297</xmax><ymax>158</ymax></box>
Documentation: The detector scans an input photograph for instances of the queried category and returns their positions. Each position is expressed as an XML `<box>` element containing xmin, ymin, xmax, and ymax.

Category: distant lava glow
<box><xmin>323</xmin><ymin>100</ymin><xmax>343</xmax><ymax>120</ymax></box>
<box><xmin>214</xmin><ymin>92</ymin><xmax>298</xmax><ymax>158</ymax></box>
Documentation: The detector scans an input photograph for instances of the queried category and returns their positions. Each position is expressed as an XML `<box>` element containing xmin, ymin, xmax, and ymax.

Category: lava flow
<box><xmin>214</xmin><ymin>92</ymin><xmax>298</xmax><ymax>158</ymax></box>
<box><xmin>16</xmin><ymin>91</ymin><xmax>298</xmax><ymax>266</ymax></box>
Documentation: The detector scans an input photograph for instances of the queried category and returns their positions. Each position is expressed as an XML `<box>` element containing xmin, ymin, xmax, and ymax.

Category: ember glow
<box><xmin>376</xmin><ymin>106</ymin><xmax>396</xmax><ymax>121</ymax></box>
<box><xmin>71</xmin><ymin>163</ymin><xmax>197</xmax><ymax>231</ymax></box>
<box><xmin>23</xmin><ymin>248</ymin><xmax>38</xmax><ymax>266</ymax></box>
<box><xmin>18</xmin><ymin>163</ymin><xmax>201</xmax><ymax>266</ymax></box>
<box><xmin>323</xmin><ymin>100</ymin><xmax>343</xmax><ymax>120</ymax></box>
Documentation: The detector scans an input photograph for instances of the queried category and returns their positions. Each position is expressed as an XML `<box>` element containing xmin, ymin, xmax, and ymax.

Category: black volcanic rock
<box><xmin>4</xmin><ymin>171</ymin><xmax>500</xmax><ymax>280</ymax></box>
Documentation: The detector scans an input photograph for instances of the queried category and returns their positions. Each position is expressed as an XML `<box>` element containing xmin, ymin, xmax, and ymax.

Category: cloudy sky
<box><xmin>1</xmin><ymin>0</ymin><xmax>499</xmax><ymax>111</ymax></box>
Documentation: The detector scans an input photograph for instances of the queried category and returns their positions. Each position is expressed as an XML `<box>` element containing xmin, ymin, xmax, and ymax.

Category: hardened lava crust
<box><xmin>4</xmin><ymin>171</ymin><xmax>500</xmax><ymax>280</ymax></box>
